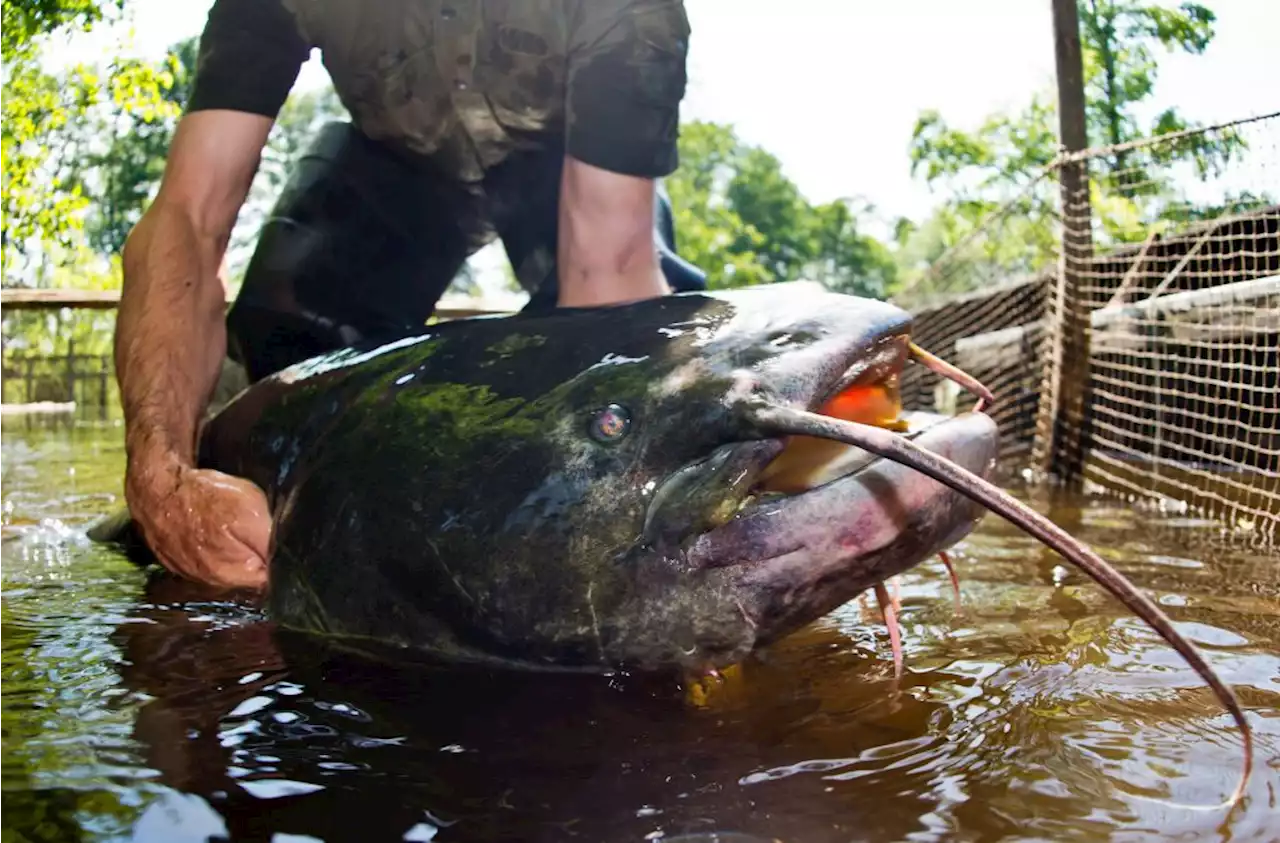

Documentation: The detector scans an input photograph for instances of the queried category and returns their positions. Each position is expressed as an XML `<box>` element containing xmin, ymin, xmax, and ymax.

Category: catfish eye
<box><xmin>588</xmin><ymin>404</ymin><xmax>631</xmax><ymax>444</ymax></box>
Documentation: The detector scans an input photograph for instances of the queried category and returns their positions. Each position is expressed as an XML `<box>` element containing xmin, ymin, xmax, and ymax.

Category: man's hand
<box><xmin>126</xmin><ymin>452</ymin><xmax>272</xmax><ymax>590</ymax></box>
<box><xmin>556</xmin><ymin>154</ymin><xmax>670</xmax><ymax>308</ymax></box>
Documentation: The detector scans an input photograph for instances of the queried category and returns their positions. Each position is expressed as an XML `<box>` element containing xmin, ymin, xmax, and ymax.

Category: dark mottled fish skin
<box><xmin>92</xmin><ymin>288</ymin><xmax>999</xmax><ymax>674</ymax></box>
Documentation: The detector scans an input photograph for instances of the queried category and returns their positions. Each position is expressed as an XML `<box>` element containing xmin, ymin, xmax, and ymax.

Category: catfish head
<box><xmin>192</xmin><ymin>286</ymin><xmax>995</xmax><ymax>673</ymax></box>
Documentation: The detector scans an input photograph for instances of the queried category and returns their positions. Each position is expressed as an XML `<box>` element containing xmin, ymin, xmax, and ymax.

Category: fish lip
<box><xmin>686</xmin><ymin>410</ymin><xmax>999</xmax><ymax>572</ymax></box>
<box><xmin>638</xmin><ymin>331</ymin><xmax>913</xmax><ymax>557</ymax></box>
<box><xmin>714</xmin><ymin>412</ymin><xmax>997</xmax><ymax>650</ymax></box>
<box><xmin>727</xmin><ymin>332</ymin><xmax>915</xmax><ymax>512</ymax></box>
<box><xmin>810</xmin><ymin>330</ymin><xmax>912</xmax><ymax>412</ymax></box>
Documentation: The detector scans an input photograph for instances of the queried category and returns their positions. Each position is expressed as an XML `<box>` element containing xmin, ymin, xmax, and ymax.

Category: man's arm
<box><xmin>556</xmin><ymin>156</ymin><xmax>668</xmax><ymax>307</ymax></box>
<box><xmin>114</xmin><ymin>0</ymin><xmax>310</xmax><ymax>589</ymax></box>
<box><xmin>117</xmin><ymin>111</ymin><xmax>272</xmax><ymax>471</ymax></box>
<box><xmin>120</xmin><ymin>0</ymin><xmax>310</xmax><ymax>429</ymax></box>
<box><xmin>559</xmin><ymin>0</ymin><xmax>691</xmax><ymax>307</ymax></box>
<box><xmin>115</xmin><ymin>110</ymin><xmax>278</xmax><ymax>589</ymax></box>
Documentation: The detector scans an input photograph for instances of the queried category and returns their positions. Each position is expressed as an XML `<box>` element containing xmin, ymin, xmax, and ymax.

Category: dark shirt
<box><xmin>186</xmin><ymin>0</ymin><xmax>691</xmax><ymax>182</ymax></box>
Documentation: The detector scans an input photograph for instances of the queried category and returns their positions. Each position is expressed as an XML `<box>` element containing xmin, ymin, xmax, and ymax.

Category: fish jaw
<box><xmin>694</xmin><ymin>410</ymin><xmax>999</xmax><ymax>650</ymax></box>
<box><xmin>601</xmin><ymin>410</ymin><xmax>999</xmax><ymax>673</ymax></box>
<box><xmin>615</xmin><ymin>297</ymin><xmax>1000</xmax><ymax>670</ymax></box>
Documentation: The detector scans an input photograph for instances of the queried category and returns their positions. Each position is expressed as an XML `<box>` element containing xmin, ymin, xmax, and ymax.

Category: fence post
<box><xmin>65</xmin><ymin>339</ymin><xmax>77</xmax><ymax>405</ymax></box>
<box><xmin>99</xmin><ymin>356</ymin><xmax>110</xmax><ymax>418</ymax></box>
<box><xmin>1033</xmin><ymin>0</ymin><xmax>1095</xmax><ymax>481</ymax></box>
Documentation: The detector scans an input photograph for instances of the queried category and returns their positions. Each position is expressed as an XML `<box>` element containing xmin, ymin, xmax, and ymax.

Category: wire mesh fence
<box><xmin>1087</xmin><ymin>276</ymin><xmax>1279</xmax><ymax>536</ymax></box>
<box><xmin>893</xmin><ymin>110</ymin><xmax>1280</xmax><ymax>538</ymax></box>
<box><xmin>901</xmin><ymin>277</ymin><xmax>1050</xmax><ymax>462</ymax></box>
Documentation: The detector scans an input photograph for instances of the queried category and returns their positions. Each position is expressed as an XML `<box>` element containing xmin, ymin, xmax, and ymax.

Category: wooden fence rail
<box><xmin>0</xmin><ymin>287</ymin><xmax>518</xmax><ymax>320</ymax></box>
<box><xmin>1</xmin><ymin>341</ymin><xmax>114</xmax><ymax>412</ymax></box>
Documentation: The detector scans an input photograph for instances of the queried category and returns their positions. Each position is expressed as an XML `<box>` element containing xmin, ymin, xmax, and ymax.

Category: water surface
<box><xmin>3</xmin><ymin>411</ymin><xmax>1278</xmax><ymax>842</ymax></box>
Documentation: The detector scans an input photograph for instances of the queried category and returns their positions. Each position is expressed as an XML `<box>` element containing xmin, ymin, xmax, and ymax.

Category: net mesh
<box><xmin>893</xmin><ymin>111</ymin><xmax>1280</xmax><ymax>539</ymax></box>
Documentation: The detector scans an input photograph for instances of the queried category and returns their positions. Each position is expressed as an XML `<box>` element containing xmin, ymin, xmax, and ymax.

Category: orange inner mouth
<box><xmin>756</xmin><ymin>375</ymin><xmax>907</xmax><ymax>494</ymax></box>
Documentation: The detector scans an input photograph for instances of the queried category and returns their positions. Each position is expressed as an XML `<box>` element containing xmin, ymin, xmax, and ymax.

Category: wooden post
<box><xmin>1032</xmin><ymin>0</ymin><xmax>1095</xmax><ymax>480</ymax></box>
<box><xmin>99</xmin><ymin>356</ymin><xmax>110</xmax><ymax>418</ymax></box>
<box><xmin>65</xmin><ymin>339</ymin><xmax>77</xmax><ymax>405</ymax></box>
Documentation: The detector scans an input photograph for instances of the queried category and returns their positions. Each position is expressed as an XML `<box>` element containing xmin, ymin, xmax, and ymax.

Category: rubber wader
<box><xmin>225</xmin><ymin>121</ymin><xmax>707</xmax><ymax>384</ymax></box>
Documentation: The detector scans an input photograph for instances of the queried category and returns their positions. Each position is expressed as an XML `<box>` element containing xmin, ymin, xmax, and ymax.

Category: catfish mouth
<box><xmin>670</xmin><ymin>329</ymin><xmax>993</xmax><ymax>574</ymax></box>
<box><xmin>750</xmin><ymin>332</ymin><xmax>924</xmax><ymax>503</ymax></box>
<box><xmin>747</xmin><ymin>329</ymin><xmax>997</xmax><ymax>503</ymax></box>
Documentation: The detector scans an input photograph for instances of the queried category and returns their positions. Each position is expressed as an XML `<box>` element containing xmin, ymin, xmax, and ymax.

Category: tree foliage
<box><xmin>1</xmin><ymin>0</ymin><xmax>179</xmax><ymax>283</ymax></box>
<box><xmin>2</xmin><ymin>58</ymin><xmax>185</xmax><ymax>281</ymax></box>
<box><xmin>0</xmin><ymin>0</ymin><xmax>123</xmax><ymax>62</ymax></box>
<box><xmin>668</xmin><ymin>120</ymin><xmax>895</xmax><ymax>297</ymax></box>
<box><xmin>897</xmin><ymin>0</ymin><xmax>1256</xmax><ymax>297</ymax></box>
<box><xmin>2</xmin><ymin>13</ymin><xmax>351</xmax><ymax>292</ymax></box>
<box><xmin>65</xmin><ymin>38</ymin><xmax>198</xmax><ymax>256</ymax></box>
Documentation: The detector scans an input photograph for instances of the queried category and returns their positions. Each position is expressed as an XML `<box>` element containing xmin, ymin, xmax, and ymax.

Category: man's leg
<box><xmin>226</xmin><ymin>122</ymin><xmax>488</xmax><ymax>382</ymax></box>
<box><xmin>485</xmin><ymin>147</ymin><xmax>707</xmax><ymax>314</ymax></box>
<box><xmin>652</xmin><ymin>180</ymin><xmax>711</xmax><ymax>295</ymax></box>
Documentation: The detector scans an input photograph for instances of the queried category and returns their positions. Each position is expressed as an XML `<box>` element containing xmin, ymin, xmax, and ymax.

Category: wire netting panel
<box><xmin>893</xmin><ymin>111</ymin><xmax>1279</xmax><ymax>536</ymax></box>
<box><xmin>897</xmin><ymin>278</ymin><xmax>1049</xmax><ymax>461</ymax></box>
<box><xmin>888</xmin><ymin>164</ymin><xmax>1060</xmax><ymax>462</ymax></box>
<box><xmin>1053</xmin><ymin>114</ymin><xmax>1279</xmax><ymax>532</ymax></box>
<box><xmin>1072</xmin><ymin>114</ymin><xmax>1280</xmax><ymax>311</ymax></box>
<box><xmin>1086</xmin><ymin>276</ymin><xmax>1280</xmax><ymax>537</ymax></box>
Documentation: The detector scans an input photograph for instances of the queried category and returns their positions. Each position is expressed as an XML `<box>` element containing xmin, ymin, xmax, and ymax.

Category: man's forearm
<box><xmin>115</xmin><ymin>204</ymin><xmax>229</xmax><ymax>472</ymax></box>
<box><xmin>557</xmin><ymin>237</ymin><xmax>667</xmax><ymax>307</ymax></box>
<box><xmin>556</xmin><ymin>155</ymin><xmax>670</xmax><ymax>308</ymax></box>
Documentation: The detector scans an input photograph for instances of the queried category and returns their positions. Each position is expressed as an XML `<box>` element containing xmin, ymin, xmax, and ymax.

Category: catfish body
<box><xmin>105</xmin><ymin>288</ymin><xmax>999</xmax><ymax>672</ymax></box>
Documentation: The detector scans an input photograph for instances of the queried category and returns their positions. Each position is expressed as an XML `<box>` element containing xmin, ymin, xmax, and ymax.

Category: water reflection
<box><xmin>110</xmin><ymin>573</ymin><xmax>912</xmax><ymax>842</ymax></box>
<box><xmin>112</xmin><ymin>577</ymin><xmax>1280</xmax><ymax>842</ymax></box>
<box><xmin>3</xmin><ymin>414</ymin><xmax>1279</xmax><ymax>842</ymax></box>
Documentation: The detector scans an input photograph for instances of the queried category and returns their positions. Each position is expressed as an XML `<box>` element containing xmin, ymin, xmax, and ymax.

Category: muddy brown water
<box><xmin>3</xmin><ymin>411</ymin><xmax>1278</xmax><ymax>843</ymax></box>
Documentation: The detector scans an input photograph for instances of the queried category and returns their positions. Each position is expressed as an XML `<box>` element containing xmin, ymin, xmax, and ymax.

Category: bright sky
<box><xmin>47</xmin><ymin>0</ymin><xmax>1280</xmax><ymax>277</ymax></box>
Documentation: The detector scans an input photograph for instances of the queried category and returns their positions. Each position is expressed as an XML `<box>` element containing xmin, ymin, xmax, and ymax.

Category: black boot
<box><xmin>226</xmin><ymin>122</ymin><xmax>478</xmax><ymax>383</ymax></box>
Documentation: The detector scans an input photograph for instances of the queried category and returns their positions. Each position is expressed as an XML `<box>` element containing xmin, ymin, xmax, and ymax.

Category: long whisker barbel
<box><xmin>908</xmin><ymin>342</ymin><xmax>995</xmax><ymax>412</ymax></box>
<box><xmin>746</xmin><ymin>401</ymin><xmax>1254</xmax><ymax>812</ymax></box>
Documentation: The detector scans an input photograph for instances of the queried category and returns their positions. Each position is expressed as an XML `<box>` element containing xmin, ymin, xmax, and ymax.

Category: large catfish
<box><xmin>91</xmin><ymin>286</ymin><xmax>1251</xmax><ymax>806</ymax></box>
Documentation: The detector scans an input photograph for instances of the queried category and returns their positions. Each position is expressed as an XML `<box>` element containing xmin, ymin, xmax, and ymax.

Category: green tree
<box><xmin>2</xmin><ymin>56</ymin><xmax>181</xmax><ymax>282</ymax></box>
<box><xmin>666</xmin><ymin>120</ymin><xmax>895</xmax><ymax>296</ymax></box>
<box><xmin>61</xmin><ymin>36</ymin><xmax>350</xmax><ymax>272</ymax></box>
<box><xmin>68</xmin><ymin>37</ymin><xmax>198</xmax><ymax>255</ymax></box>
<box><xmin>664</xmin><ymin>120</ymin><xmax>772</xmax><ymax>288</ymax></box>
<box><xmin>1079</xmin><ymin>0</ymin><xmax>1230</xmax><ymax>186</ymax></box>
<box><xmin>803</xmin><ymin>198</ymin><xmax>897</xmax><ymax>298</ymax></box>
<box><xmin>0</xmin><ymin>0</ymin><xmax>122</xmax><ymax>62</ymax></box>
<box><xmin>1</xmin><ymin>0</ymin><xmax>177</xmax><ymax>283</ymax></box>
<box><xmin>898</xmin><ymin>0</ymin><xmax>1255</xmax><ymax>297</ymax></box>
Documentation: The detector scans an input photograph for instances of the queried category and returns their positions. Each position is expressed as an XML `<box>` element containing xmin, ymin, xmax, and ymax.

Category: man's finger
<box><xmin>202</xmin><ymin>529</ymin><xmax>269</xmax><ymax>590</ymax></box>
<box><xmin>229</xmin><ymin>500</ymin><xmax>273</xmax><ymax>564</ymax></box>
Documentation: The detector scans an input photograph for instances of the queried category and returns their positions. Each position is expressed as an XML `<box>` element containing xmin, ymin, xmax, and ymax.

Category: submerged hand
<box><xmin>126</xmin><ymin>454</ymin><xmax>272</xmax><ymax>591</ymax></box>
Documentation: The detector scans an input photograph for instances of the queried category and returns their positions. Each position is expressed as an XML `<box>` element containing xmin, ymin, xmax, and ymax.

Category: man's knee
<box><xmin>227</xmin><ymin>121</ymin><xmax>475</xmax><ymax>382</ymax></box>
